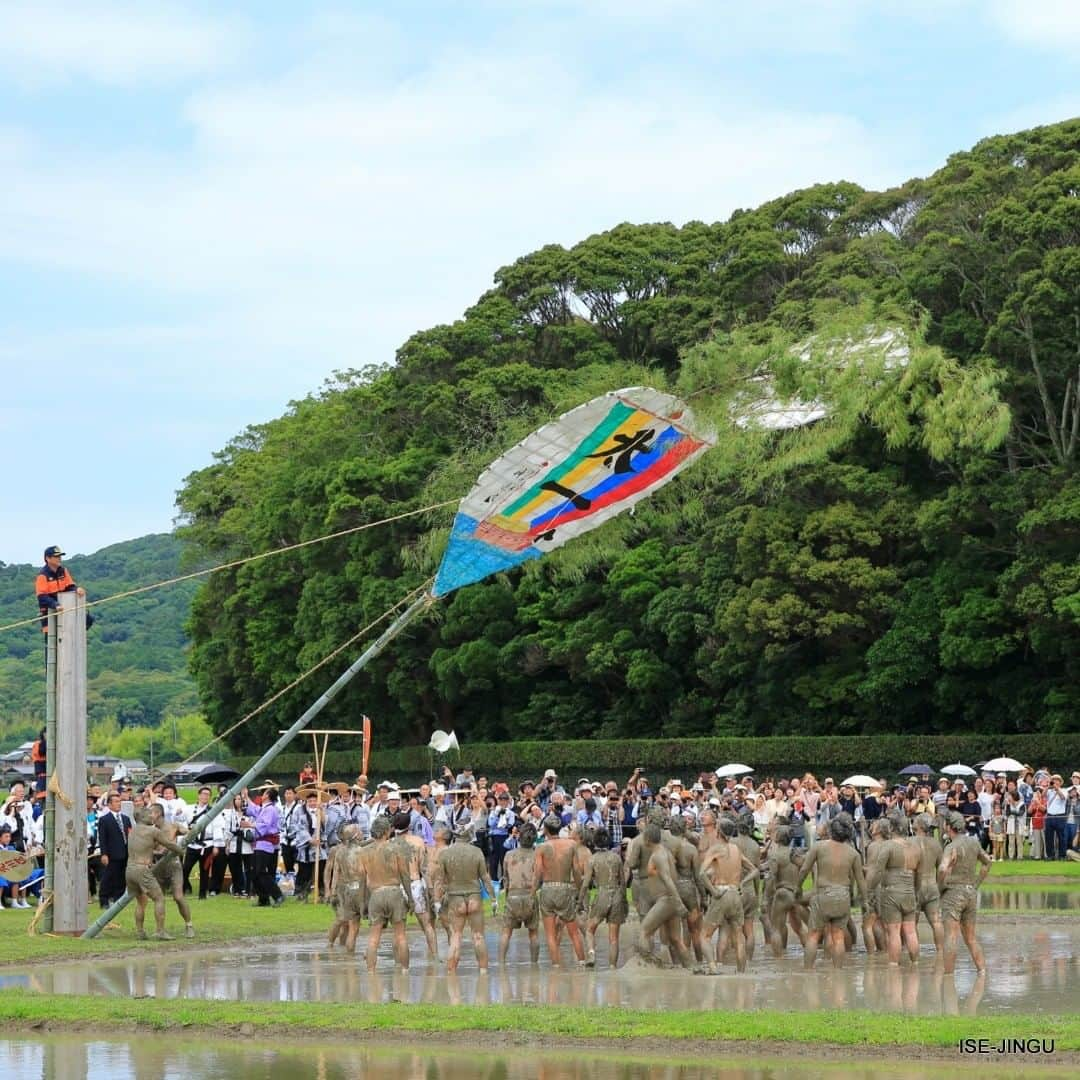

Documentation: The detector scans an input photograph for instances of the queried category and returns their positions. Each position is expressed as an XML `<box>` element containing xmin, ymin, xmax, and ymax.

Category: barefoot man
<box><xmin>532</xmin><ymin>814</ymin><xmax>587</xmax><ymax>968</ymax></box>
<box><xmin>798</xmin><ymin>813</ymin><xmax>866</xmax><ymax>970</ymax></box>
<box><xmin>938</xmin><ymin>812</ymin><xmax>991</xmax><ymax>975</ymax></box>
<box><xmin>700</xmin><ymin>818</ymin><xmax>758</xmax><ymax>972</ymax></box>
<box><xmin>866</xmin><ymin>818</ymin><xmax>922</xmax><ymax>966</ymax></box>
<box><xmin>637</xmin><ymin>822</ymin><xmax>691</xmax><ymax>969</ymax></box>
<box><xmin>433</xmin><ymin>825</ymin><xmax>494</xmax><ymax>974</ymax></box>
<box><xmin>666</xmin><ymin>815</ymin><xmax>705</xmax><ymax>963</ymax></box>
<box><xmin>126</xmin><ymin>808</ymin><xmax>185</xmax><ymax>940</ymax></box>
<box><xmin>331</xmin><ymin>824</ymin><xmax>367</xmax><ymax>953</ymax></box>
<box><xmin>765</xmin><ymin>824</ymin><xmax>808</xmax><ymax>957</ymax></box>
<box><xmin>912</xmin><ymin>812</ymin><xmax>945</xmax><ymax>960</ymax></box>
<box><xmin>579</xmin><ymin>827</ymin><xmax>628</xmax><ymax>968</ymax></box>
<box><xmin>734</xmin><ymin>814</ymin><xmax>762</xmax><ymax>963</ymax></box>
<box><xmin>499</xmin><ymin>822</ymin><xmax>541</xmax><ymax>965</ymax></box>
<box><xmin>361</xmin><ymin>815</ymin><xmax>413</xmax><ymax>973</ymax></box>
<box><xmin>391</xmin><ymin>810</ymin><xmax>439</xmax><ymax>961</ymax></box>
<box><xmin>861</xmin><ymin>819</ymin><xmax>887</xmax><ymax>955</ymax></box>
<box><xmin>148</xmin><ymin>804</ymin><xmax>195</xmax><ymax>939</ymax></box>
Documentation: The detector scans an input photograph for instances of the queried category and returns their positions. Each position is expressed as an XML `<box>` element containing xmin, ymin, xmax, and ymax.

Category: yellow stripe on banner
<box><xmin>503</xmin><ymin>408</ymin><xmax>654</xmax><ymax>523</ymax></box>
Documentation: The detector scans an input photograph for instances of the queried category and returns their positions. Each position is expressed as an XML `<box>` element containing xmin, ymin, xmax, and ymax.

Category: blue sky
<box><xmin>2</xmin><ymin>0</ymin><xmax>1078</xmax><ymax>566</ymax></box>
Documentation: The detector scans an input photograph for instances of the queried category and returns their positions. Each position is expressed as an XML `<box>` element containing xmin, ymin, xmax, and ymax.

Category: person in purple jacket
<box><xmin>244</xmin><ymin>784</ymin><xmax>284</xmax><ymax>907</ymax></box>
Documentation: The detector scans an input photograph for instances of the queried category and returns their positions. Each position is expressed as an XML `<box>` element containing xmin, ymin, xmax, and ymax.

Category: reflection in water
<box><xmin>981</xmin><ymin>888</ymin><xmax>1080</xmax><ymax>912</ymax></box>
<box><xmin>4</xmin><ymin>1037</ymin><xmax>1064</xmax><ymax>1080</ymax></box>
<box><xmin>7</xmin><ymin>902</ymin><xmax>1080</xmax><ymax>1020</ymax></box>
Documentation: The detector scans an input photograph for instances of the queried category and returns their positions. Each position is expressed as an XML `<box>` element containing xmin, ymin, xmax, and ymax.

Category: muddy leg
<box><xmin>562</xmin><ymin>916</ymin><xmax>586</xmax><ymax>963</ymax></box>
<box><xmin>585</xmin><ymin>919</ymin><xmax>598</xmax><ymax>967</ymax></box>
<box><xmin>829</xmin><ymin>925</ymin><xmax>846</xmax><ymax>969</ymax></box>
<box><xmin>742</xmin><ymin>918</ymin><xmax>755</xmax><ymax>963</ymax></box>
<box><xmin>542</xmin><ymin>914</ymin><xmax>561</xmax><ymax>968</ymax></box>
<box><xmin>392</xmin><ymin>920</ymin><xmax>409</xmax><ymax>971</ymax></box>
<box><xmin>468</xmin><ymin>901</ymin><xmax>488</xmax><ymax>973</ymax></box>
<box><xmin>419</xmin><ymin>912</ymin><xmax>439</xmax><ymax>960</ymax></box>
<box><xmin>803</xmin><ymin>929</ymin><xmax>821</xmax><ymax>969</ymax></box>
<box><xmin>134</xmin><ymin>895</ymin><xmax>148</xmax><ymax>938</ymax></box>
<box><xmin>960</xmin><ymin>921</ymin><xmax>984</xmax><ymax>973</ymax></box>
<box><xmin>498</xmin><ymin>925</ymin><xmax>513</xmax><ymax>965</ymax></box>
<box><xmin>943</xmin><ymin>918</ymin><xmax>960</xmax><ymax>974</ymax></box>
<box><xmin>901</xmin><ymin>918</ymin><xmax>920</xmax><ymax>963</ymax></box>
<box><xmin>608</xmin><ymin>922</ymin><xmax>620</xmax><ymax>968</ymax></box>
<box><xmin>366</xmin><ymin>923</ymin><xmax>385</xmax><ymax>973</ymax></box>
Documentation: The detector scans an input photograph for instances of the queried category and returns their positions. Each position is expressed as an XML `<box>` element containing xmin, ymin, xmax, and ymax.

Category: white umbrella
<box><xmin>940</xmin><ymin>763</ymin><xmax>977</xmax><ymax>777</ymax></box>
<box><xmin>841</xmin><ymin>775</ymin><xmax>883</xmax><ymax>789</ymax></box>
<box><xmin>427</xmin><ymin>730</ymin><xmax>459</xmax><ymax>754</ymax></box>
<box><xmin>715</xmin><ymin>763</ymin><xmax>753</xmax><ymax>778</ymax></box>
<box><xmin>981</xmin><ymin>757</ymin><xmax>1025</xmax><ymax>773</ymax></box>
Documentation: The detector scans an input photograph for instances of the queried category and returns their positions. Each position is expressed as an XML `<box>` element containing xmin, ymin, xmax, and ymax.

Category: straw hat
<box><xmin>249</xmin><ymin>779</ymin><xmax>279</xmax><ymax>793</ymax></box>
<box><xmin>296</xmin><ymin>785</ymin><xmax>332</xmax><ymax>804</ymax></box>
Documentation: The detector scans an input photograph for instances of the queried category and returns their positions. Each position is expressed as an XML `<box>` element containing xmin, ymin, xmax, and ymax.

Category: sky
<box><xmin>2</xmin><ymin>1</ymin><xmax>1078</xmax><ymax>566</ymax></box>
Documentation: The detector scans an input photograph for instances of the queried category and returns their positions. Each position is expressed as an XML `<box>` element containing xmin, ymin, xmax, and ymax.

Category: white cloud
<box><xmin>989</xmin><ymin>0</ymin><xmax>1080</xmax><ymax>51</ymax></box>
<box><xmin>0</xmin><ymin>1</ymin><xmax>242</xmax><ymax>86</ymax></box>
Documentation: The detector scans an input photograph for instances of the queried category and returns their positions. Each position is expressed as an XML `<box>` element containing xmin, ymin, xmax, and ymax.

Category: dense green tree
<box><xmin>166</xmin><ymin>118</ymin><xmax>1080</xmax><ymax>751</ymax></box>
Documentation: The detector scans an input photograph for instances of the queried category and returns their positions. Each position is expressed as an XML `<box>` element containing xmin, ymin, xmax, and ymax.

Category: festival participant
<box><xmin>125</xmin><ymin>808</ymin><xmax>184</xmax><ymax>939</ymax></box>
<box><xmin>623</xmin><ymin>806</ymin><xmax>666</xmax><ymax>924</ymax></box>
<box><xmin>734</xmin><ymin>814</ymin><xmax>762</xmax><ymax>963</ymax></box>
<box><xmin>280</xmin><ymin>786</ymin><xmax>302</xmax><ymax>879</ymax></box>
<box><xmin>429</xmin><ymin>824</ymin><xmax>453</xmax><ymax>946</ymax></box>
<box><xmin>293</xmin><ymin>790</ymin><xmax>326</xmax><ymax>901</ymax></box>
<box><xmin>637</xmin><ymin>821</ymin><xmax>691</xmax><ymax>969</ymax></box>
<box><xmin>578</xmin><ymin>826</ymin><xmax>628</xmax><ymax>969</ymax></box>
<box><xmin>391</xmin><ymin>810</ymin><xmax>439</xmax><ymax>960</ymax></box>
<box><xmin>765</xmin><ymin>824</ymin><xmax>808</xmax><ymax>957</ymax></box>
<box><xmin>911</xmin><ymin>813</ymin><xmax>944</xmax><ymax>959</ymax></box>
<box><xmin>938</xmin><ymin>812</ymin><xmax>991</xmax><ymax>974</ymax></box>
<box><xmin>148</xmin><ymin>804</ymin><xmax>195</xmax><ymax>938</ymax></box>
<box><xmin>362</xmin><ymin>816</ymin><xmax>413</xmax><ymax>972</ymax></box>
<box><xmin>181</xmin><ymin>786</ymin><xmax>214</xmax><ymax>899</ymax></box>
<box><xmin>532</xmin><ymin>814</ymin><xmax>587</xmax><ymax>968</ymax></box>
<box><xmin>699</xmin><ymin>818</ymin><xmax>757</xmax><ymax>973</ymax></box>
<box><xmin>798</xmin><ymin>813</ymin><xmax>866</xmax><ymax>970</ymax></box>
<box><xmin>865</xmin><ymin>818</ymin><xmax>921</xmax><ymax>966</ymax></box>
<box><xmin>665</xmin><ymin>815</ymin><xmax>705</xmax><ymax>963</ymax></box>
<box><xmin>222</xmin><ymin>794</ymin><xmax>253</xmax><ymax>896</ymax></box>
<box><xmin>499</xmin><ymin>821</ymin><xmax>541</xmax><ymax>965</ymax></box>
<box><xmin>244</xmin><ymin>785</ymin><xmax>284</xmax><ymax>907</ymax></box>
<box><xmin>861</xmin><ymin>819</ymin><xmax>887</xmax><ymax>954</ymax></box>
<box><xmin>434</xmin><ymin>823</ymin><xmax>494</xmax><ymax>974</ymax></box>
<box><xmin>331</xmin><ymin>824</ymin><xmax>366</xmax><ymax>953</ymax></box>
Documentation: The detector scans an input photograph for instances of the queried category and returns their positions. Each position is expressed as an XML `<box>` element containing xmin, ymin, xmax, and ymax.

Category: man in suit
<box><xmin>97</xmin><ymin>791</ymin><xmax>132</xmax><ymax>907</ymax></box>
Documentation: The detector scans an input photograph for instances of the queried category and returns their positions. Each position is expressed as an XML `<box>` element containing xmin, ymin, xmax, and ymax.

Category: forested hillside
<box><xmin>177</xmin><ymin>119</ymin><xmax>1080</xmax><ymax>754</ymax></box>
<box><xmin>0</xmin><ymin>535</ymin><xmax>199</xmax><ymax>748</ymax></box>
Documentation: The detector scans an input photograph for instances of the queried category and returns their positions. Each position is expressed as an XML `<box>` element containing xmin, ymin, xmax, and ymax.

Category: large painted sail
<box><xmin>433</xmin><ymin>387</ymin><xmax>713</xmax><ymax>597</ymax></box>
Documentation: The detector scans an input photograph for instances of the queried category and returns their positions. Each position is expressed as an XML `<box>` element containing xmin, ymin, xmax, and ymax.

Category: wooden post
<box><xmin>43</xmin><ymin>611</ymin><xmax>57</xmax><ymax>933</ymax></box>
<box><xmin>52</xmin><ymin>591</ymin><xmax>89</xmax><ymax>933</ymax></box>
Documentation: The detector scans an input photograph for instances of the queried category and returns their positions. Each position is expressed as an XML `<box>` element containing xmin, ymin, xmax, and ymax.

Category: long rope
<box><xmin>0</xmin><ymin>499</ymin><xmax>457</xmax><ymax>634</ymax></box>
<box><xmin>154</xmin><ymin>578</ymin><xmax>433</xmax><ymax>775</ymax></box>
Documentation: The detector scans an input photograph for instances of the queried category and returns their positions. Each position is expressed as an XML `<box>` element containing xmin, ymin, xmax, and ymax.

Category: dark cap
<box><xmin>44</xmin><ymin>545</ymin><xmax>65</xmax><ymax>558</ymax></box>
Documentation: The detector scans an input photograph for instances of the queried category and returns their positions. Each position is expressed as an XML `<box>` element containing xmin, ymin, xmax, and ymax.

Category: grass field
<box><xmin>1</xmin><ymin>990</ymin><xmax>1078</xmax><ymax>1052</ymax></box>
<box><xmin>987</xmin><ymin>859</ymin><xmax>1080</xmax><ymax>878</ymax></box>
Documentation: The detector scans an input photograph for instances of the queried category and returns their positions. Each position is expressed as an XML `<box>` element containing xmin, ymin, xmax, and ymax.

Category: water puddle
<box><xmin>6</xmin><ymin>918</ymin><xmax>1079</xmax><ymax>1016</ymax></box>
<box><xmin>1</xmin><ymin>1036</ymin><xmax>1071</xmax><ymax>1079</ymax></box>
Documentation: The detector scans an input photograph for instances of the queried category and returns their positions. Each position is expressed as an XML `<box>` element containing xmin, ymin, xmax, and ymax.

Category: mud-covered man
<box><xmin>798</xmin><ymin>813</ymin><xmax>866</xmax><ymax>970</ymax></box>
<box><xmin>434</xmin><ymin>824</ymin><xmax>495</xmax><ymax>974</ymax></box>
<box><xmin>125</xmin><ymin>807</ymin><xmax>184</xmax><ymax>940</ymax></box>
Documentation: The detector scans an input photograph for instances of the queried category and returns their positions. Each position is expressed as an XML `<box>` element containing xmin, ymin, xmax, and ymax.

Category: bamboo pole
<box><xmin>82</xmin><ymin>590</ymin><xmax>432</xmax><ymax>938</ymax></box>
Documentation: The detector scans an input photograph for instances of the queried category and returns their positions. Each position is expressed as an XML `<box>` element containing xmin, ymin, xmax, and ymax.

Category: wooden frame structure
<box><xmin>280</xmin><ymin>726</ymin><xmax>364</xmax><ymax>902</ymax></box>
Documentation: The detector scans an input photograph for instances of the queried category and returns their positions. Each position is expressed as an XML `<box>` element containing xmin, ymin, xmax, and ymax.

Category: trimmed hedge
<box><xmin>231</xmin><ymin>734</ymin><xmax>1080</xmax><ymax>786</ymax></box>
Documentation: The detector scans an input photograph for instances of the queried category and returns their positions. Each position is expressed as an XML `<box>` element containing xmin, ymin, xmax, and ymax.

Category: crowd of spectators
<box><xmin>2</xmin><ymin>760</ymin><xmax>1078</xmax><ymax>911</ymax></box>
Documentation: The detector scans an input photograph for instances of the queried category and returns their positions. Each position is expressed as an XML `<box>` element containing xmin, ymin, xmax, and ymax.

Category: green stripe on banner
<box><xmin>502</xmin><ymin>400</ymin><xmax>636</xmax><ymax>518</ymax></box>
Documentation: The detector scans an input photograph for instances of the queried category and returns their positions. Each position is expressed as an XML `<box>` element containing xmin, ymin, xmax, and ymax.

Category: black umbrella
<box><xmin>898</xmin><ymin>764</ymin><xmax>934</xmax><ymax>776</ymax></box>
